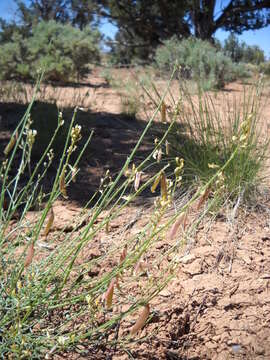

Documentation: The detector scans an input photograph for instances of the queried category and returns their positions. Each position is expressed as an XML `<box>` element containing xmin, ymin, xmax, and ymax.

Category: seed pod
<box><xmin>59</xmin><ymin>166</ymin><xmax>68</xmax><ymax>198</ymax></box>
<box><xmin>105</xmin><ymin>221</ymin><xmax>110</xmax><ymax>234</ymax></box>
<box><xmin>157</xmin><ymin>148</ymin><xmax>162</xmax><ymax>163</ymax></box>
<box><xmin>160</xmin><ymin>172</ymin><xmax>167</xmax><ymax>201</ymax></box>
<box><xmin>165</xmin><ymin>140</ymin><xmax>169</xmax><ymax>155</ymax></box>
<box><xmin>197</xmin><ymin>186</ymin><xmax>211</xmax><ymax>210</ymax></box>
<box><xmin>119</xmin><ymin>244</ymin><xmax>127</xmax><ymax>264</ymax></box>
<box><xmin>134</xmin><ymin>171</ymin><xmax>142</xmax><ymax>191</ymax></box>
<box><xmin>105</xmin><ymin>279</ymin><xmax>115</xmax><ymax>309</ymax></box>
<box><xmin>44</xmin><ymin>207</ymin><xmax>54</xmax><ymax>237</ymax></box>
<box><xmin>151</xmin><ymin>173</ymin><xmax>161</xmax><ymax>193</ymax></box>
<box><xmin>168</xmin><ymin>214</ymin><xmax>185</xmax><ymax>240</ymax></box>
<box><xmin>4</xmin><ymin>131</ymin><xmax>18</xmax><ymax>156</ymax></box>
<box><xmin>161</xmin><ymin>102</ymin><xmax>167</xmax><ymax>123</ymax></box>
<box><xmin>130</xmin><ymin>303</ymin><xmax>150</xmax><ymax>335</ymax></box>
<box><xmin>24</xmin><ymin>242</ymin><xmax>35</xmax><ymax>268</ymax></box>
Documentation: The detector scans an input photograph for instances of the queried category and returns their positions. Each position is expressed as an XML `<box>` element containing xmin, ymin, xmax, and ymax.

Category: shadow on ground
<box><xmin>0</xmin><ymin>101</ymin><xmax>169</xmax><ymax>207</ymax></box>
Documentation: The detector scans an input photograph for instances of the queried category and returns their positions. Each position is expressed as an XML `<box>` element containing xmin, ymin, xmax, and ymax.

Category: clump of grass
<box><xmin>0</xmin><ymin>70</ymin><xmax>266</xmax><ymax>358</ymax></box>
<box><xmin>145</xmin><ymin>78</ymin><xmax>268</xmax><ymax>205</ymax></box>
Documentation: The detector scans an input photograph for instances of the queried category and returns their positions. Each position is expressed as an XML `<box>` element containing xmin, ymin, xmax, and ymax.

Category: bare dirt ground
<box><xmin>1</xmin><ymin>69</ymin><xmax>270</xmax><ymax>359</ymax></box>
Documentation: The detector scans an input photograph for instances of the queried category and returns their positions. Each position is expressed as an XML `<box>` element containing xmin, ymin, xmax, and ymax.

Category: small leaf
<box><xmin>130</xmin><ymin>303</ymin><xmax>150</xmax><ymax>335</ymax></box>
<box><xmin>24</xmin><ymin>242</ymin><xmax>35</xmax><ymax>269</ymax></box>
<box><xmin>44</xmin><ymin>207</ymin><xmax>54</xmax><ymax>237</ymax></box>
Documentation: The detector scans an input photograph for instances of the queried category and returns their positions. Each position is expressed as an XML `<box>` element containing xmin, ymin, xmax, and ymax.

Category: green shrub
<box><xmin>259</xmin><ymin>61</ymin><xmax>270</xmax><ymax>76</ymax></box>
<box><xmin>154</xmin><ymin>37</ymin><xmax>249</xmax><ymax>89</ymax></box>
<box><xmin>0</xmin><ymin>21</ymin><xmax>101</xmax><ymax>82</ymax></box>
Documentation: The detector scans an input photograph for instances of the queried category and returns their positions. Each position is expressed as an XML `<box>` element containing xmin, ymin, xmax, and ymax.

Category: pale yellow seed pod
<box><xmin>4</xmin><ymin>131</ymin><xmax>18</xmax><ymax>156</ymax></box>
<box><xmin>151</xmin><ymin>173</ymin><xmax>161</xmax><ymax>193</ymax></box>
<box><xmin>59</xmin><ymin>166</ymin><xmax>68</xmax><ymax>198</ymax></box>
<box><xmin>44</xmin><ymin>207</ymin><xmax>54</xmax><ymax>237</ymax></box>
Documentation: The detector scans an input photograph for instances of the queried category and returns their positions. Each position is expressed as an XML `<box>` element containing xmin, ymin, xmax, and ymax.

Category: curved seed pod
<box><xmin>105</xmin><ymin>279</ymin><xmax>115</xmax><ymax>309</ymax></box>
<box><xmin>134</xmin><ymin>171</ymin><xmax>142</xmax><ymax>191</ymax></box>
<box><xmin>165</xmin><ymin>140</ymin><xmax>169</xmax><ymax>155</ymax></box>
<box><xmin>105</xmin><ymin>221</ymin><xmax>110</xmax><ymax>234</ymax></box>
<box><xmin>169</xmin><ymin>214</ymin><xmax>184</xmax><ymax>240</ymax></box>
<box><xmin>161</xmin><ymin>102</ymin><xmax>167</xmax><ymax>123</ymax></box>
<box><xmin>59</xmin><ymin>166</ymin><xmax>68</xmax><ymax>198</ymax></box>
<box><xmin>160</xmin><ymin>172</ymin><xmax>167</xmax><ymax>201</ymax></box>
<box><xmin>44</xmin><ymin>207</ymin><xmax>54</xmax><ymax>237</ymax></box>
<box><xmin>197</xmin><ymin>186</ymin><xmax>211</xmax><ymax>210</ymax></box>
<box><xmin>157</xmin><ymin>148</ymin><xmax>162</xmax><ymax>163</ymax></box>
<box><xmin>4</xmin><ymin>131</ymin><xmax>18</xmax><ymax>156</ymax></box>
<box><xmin>151</xmin><ymin>173</ymin><xmax>161</xmax><ymax>193</ymax></box>
<box><xmin>119</xmin><ymin>244</ymin><xmax>127</xmax><ymax>264</ymax></box>
<box><xmin>130</xmin><ymin>303</ymin><xmax>150</xmax><ymax>335</ymax></box>
<box><xmin>24</xmin><ymin>242</ymin><xmax>35</xmax><ymax>269</ymax></box>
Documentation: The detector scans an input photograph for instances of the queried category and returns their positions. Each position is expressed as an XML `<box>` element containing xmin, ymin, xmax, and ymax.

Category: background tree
<box><xmin>100</xmin><ymin>0</ymin><xmax>270</xmax><ymax>62</ymax></box>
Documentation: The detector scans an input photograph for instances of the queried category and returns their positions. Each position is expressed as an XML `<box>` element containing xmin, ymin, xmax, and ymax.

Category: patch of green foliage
<box><xmin>224</xmin><ymin>33</ymin><xmax>265</xmax><ymax>65</ymax></box>
<box><xmin>154</xmin><ymin>37</ymin><xmax>249</xmax><ymax>90</ymax></box>
<box><xmin>0</xmin><ymin>20</ymin><xmax>100</xmax><ymax>82</ymax></box>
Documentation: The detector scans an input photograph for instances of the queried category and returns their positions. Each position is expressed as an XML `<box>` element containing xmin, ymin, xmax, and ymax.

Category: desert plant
<box><xmin>0</xmin><ymin>70</ymin><xmax>266</xmax><ymax>358</ymax></box>
<box><xmin>162</xmin><ymin>81</ymin><xmax>268</xmax><ymax>203</ymax></box>
<box><xmin>0</xmin><ymin>20</ymin><xmax>101</xmax><ymax>82</ymax></box>
<box><xmin>154</xmin><ymin>37</ymin><xmax>249</xmax><ymax>89</ymax></box>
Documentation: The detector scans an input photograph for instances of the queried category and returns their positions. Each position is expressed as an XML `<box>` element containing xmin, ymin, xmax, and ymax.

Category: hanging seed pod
<box><xmin>119</xmin><ymin>244</ymin><xmax>127</xmax><ymax>264</ymax></box>
<box><xmin>157</xmin><ymin>148</ymin><xmax>162</xmax><ymax>163</ymax></box>
<box><xmin>134</xmin><ymin>171</ymin><xmax>142</xmax><ymax>191</ymax></box>
<box><xmin>24</xmin><ymin>242</ymin><xmax>35</xmax><ymax>269</ymax></box>
<box><xmin>4</xmin><ymin>131</ymin><xmax>18</xmax><ymax>156</ymax></box>
<box><xmin>44</xmin><ymin>207</ymin><xmax>54</xmax><ymax>237</ymax></box>
<box><xmin>130</xmin><ymin>303</ymin><xmax>150</xmax><ymax>335</ymax></box>
<box><xmin>161</xmin><ymin>102</ymin><xmax>167</xmax><ymax>123</ymax></box>
<box><xmin>197</xmin><ymin>186</ymin><xmax>211</xmax><ymax>210</ymax></box>
<box><xmin>59</xmin><ymin>166</ymin><xmax>68</xmax><ymax>198</ymax></box>
<box><xmin>151</xmin><ymin>173</ymin><xmax>161</xmax><ymax>193</ymax></box>
<box><xmin>168</xmin><ymin>214</ymin><xmax>185</xmax><ymax>240</ymax></box>
<box><xmin>165</xmin><ymin>140</ymin><xmax>170</xmax><ymax>155</ymax></box>
<box><xmin>105</xmin><ymin>221</ymin><xmax>110</xmax><ymax>234</ymax></box>
<box><xmin>160</xmin><ymin>172</ymin><xmax>167</xmax><ymax>201</ymax></box>
<box><xmin>105</xmin><ymin>279</ymin><xmax>115</xmax><ymax>309</ymax></box>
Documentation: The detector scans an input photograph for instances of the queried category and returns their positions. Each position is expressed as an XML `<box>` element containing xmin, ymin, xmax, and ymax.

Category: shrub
<box><xmin>259</xmin><ymin>61</ymin><xmax>270</xmax><ymax>76</ymax></box>
<box><xmin>0</xmin><ymin>21</ymin><xmax>101</xmax><ymax>82</ymax></box>
<box><xmin>154</xmin><ymin>37</ymin><xmax>249</xmax><ymax>89</ymax></box>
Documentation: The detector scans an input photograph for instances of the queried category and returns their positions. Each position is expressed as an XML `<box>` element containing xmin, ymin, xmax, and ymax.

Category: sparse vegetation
<box><xmin>0</xmin><ymin>68</ymin><xmax>268</xmax><ymax>357</ymax></box>
<box><xmin>0</xmin><ymin>2</ymin><xmax>270</xmax><ymax>358</ymax></box>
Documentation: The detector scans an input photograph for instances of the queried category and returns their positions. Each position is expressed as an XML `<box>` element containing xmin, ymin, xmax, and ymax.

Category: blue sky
<box><xmin>1</xmin><ymin>0</ymin><xmax>270</xmax><ymax>58</ymax></box>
